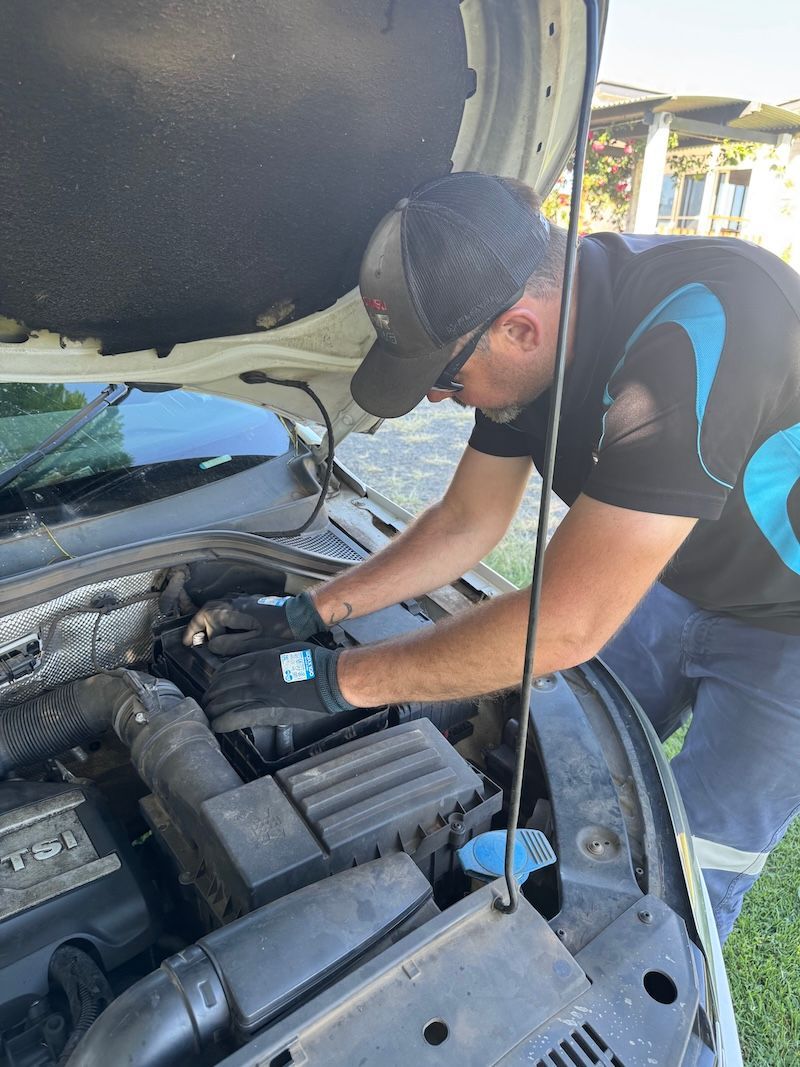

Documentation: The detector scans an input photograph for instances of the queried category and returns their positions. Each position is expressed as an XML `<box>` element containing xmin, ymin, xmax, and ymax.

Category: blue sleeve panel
<box><xmin>743</xmin><ymin>424</ymin><xmax>800</xmax><ymax>574</ymax></box>
<box><xmin>600</xmin><ymin>282</ymin><xmax>732</xmax><ymax>490</ymax></box>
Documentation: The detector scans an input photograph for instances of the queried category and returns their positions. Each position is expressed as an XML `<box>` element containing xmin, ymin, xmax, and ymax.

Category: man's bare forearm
<box><xmin>337</xmin><ymin>585</ymin><xmax>585</xmax><ymax>704</ymax></box>
<box><xmin>335</xmin><ymin>495</ymin><xmax>697</xmax><ymax>707</ymax></box>
<box><xmin>310</xmin><ymin>501</ymin><xmax>497</xmax><ymax>627</ymax></box>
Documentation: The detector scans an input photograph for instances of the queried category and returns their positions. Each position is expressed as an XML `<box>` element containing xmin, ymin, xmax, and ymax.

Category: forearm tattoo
<box><xmin>326</xmin><ymin>601</ymin><xmax>353</xmax><ymax>625</ymax></box>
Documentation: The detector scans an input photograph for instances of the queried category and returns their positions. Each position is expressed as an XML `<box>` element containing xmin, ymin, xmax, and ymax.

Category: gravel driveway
<box><xmin>337</xmin><ymin>399</ymin><xmax>567</xmax><ymax>587</ymax></box>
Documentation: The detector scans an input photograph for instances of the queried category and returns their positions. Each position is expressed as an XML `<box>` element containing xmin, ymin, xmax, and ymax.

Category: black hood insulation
<box><xmin>0</xmin><ymin>1</ymin><xmax>467</xmax><ymax>353</ymax></box>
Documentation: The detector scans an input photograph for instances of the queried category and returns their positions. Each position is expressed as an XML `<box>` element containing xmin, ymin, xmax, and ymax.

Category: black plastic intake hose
<box><xmin>66</xmin><ymin>945</ymin><xmax>229</xmax><ymax>1067</ymax></box>
<box><xmin>0</xmin><ymin>671</ymin><xmax>242</xmax><ymax>847</ymax></box>
<box><xmin>112</xmin><ymin>671</ymin><xmax>242</xmax><ymax>844</ymax></box>
<box><xmin>66</xmin><ymin>854</ymin><xmax>429</xmax><ymax>1067</ymax></box>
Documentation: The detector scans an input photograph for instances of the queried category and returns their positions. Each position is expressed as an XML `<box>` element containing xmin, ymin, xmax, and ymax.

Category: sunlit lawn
<box><xmin>722</xmin><ymin>822</ymin><xmax>800</xmax><ymax>1065</ymax></box>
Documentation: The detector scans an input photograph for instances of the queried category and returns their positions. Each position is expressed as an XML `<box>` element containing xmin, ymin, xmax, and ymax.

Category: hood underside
<box><xmin>0</xmin><ymin>0</ymin><xmax>604</xmax><ymax>440</ymax></box>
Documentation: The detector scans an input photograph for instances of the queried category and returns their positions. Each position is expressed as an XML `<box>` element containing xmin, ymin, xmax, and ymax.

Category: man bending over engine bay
<box><xmin>186</xmin><ymin>172</ymin><xmax>800</xmax><ymax>941</ymax></box>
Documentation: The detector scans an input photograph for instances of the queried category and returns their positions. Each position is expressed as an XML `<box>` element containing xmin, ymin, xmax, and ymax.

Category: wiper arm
<box><xmin>0</xmin><ymin>382</ymin><xmax>130</xmax><ymax>493</ymax></box>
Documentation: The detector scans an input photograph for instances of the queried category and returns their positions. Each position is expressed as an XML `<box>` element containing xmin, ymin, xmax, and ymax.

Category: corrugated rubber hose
<box><xmin>0</xmin><ymin>674</ymin><xmax>121</xmax><ymax>776</ymax></box>
<box><xmin>48</xmin><ymin>945</ymin><xmax>113</xmax><ymax>1066</ymax></box>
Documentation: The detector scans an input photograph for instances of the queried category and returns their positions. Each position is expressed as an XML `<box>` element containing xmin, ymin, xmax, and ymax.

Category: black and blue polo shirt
<box><xmin>469</xmin><ymin>233</ymin><xmax>800</xmax><ymax>633</ymax></box>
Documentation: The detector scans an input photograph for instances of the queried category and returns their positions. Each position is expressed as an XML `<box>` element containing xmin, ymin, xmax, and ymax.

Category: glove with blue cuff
<box><xmin>183</xmin><ymin>590</ymin><xmax>326</xmax><ymax>655</ymax></box>
<box><xmin>202</xmin><ymin>643</ymin><xmax>356</xmax><ymax>723</ymax></box>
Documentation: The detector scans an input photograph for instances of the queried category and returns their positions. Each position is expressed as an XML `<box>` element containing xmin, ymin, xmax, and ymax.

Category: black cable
<box><xmin>48</xmin><ymin>944</ymin><xmax>113</xmax><ymax>1065</ymax></box>
<box><xmin>239</xmin><ymin>371</ymin><xmax>335</xmax><ymax>539</ymax></box>
<box><xmin>495</xmin><ymin>0</ymin><xmax>601</xmax><ymax>915</ymax></box>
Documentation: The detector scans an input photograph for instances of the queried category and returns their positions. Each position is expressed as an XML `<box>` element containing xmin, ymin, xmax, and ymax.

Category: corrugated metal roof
<box><xmin>591</xmin><ymin>95</ymin><xmax>672</xmax><ymax>120</ymax></box>
<box><xmin>730</xmin><ymin>102</ymin><xmax>800</xmax><ymax>132</ymax></box>
<box><xmin>653</xmin><ymin>95</ymin><xmax>741</xmax><ymax>114</ymax></box>
<box><xmin>592</xmin><ymin>95</ymin><xmax>800</xmax><ymax>134</ymax></box>
<box><xmin>593</xmin><ymin>81</ymin><xmax>666</xmax><ymax>105</ymax></box>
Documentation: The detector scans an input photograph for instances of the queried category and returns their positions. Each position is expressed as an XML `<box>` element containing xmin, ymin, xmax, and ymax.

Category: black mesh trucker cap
<box><xmin>351</xmin><ymin>172</ymin><xmax>551</xmax><ymax>418</ymax></box>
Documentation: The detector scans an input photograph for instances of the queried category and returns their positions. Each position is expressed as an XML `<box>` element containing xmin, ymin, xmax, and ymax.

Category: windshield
<box><xmin>0</xmin><ymin>382</ymin><xmax>292</xmax><ymax>531</ymax></box>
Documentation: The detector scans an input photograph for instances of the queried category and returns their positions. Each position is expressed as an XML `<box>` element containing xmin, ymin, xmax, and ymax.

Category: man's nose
<box><xmin>426</xmin><ymin>389</ymin><xmax>450</xmax><ymax>404</ymax></box>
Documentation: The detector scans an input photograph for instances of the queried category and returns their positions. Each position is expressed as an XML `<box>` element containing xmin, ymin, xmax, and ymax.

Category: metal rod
<box><xmin>495</xmin><ymin>0</ymin><xmax>600</xmax><ymax>915</ymax></box>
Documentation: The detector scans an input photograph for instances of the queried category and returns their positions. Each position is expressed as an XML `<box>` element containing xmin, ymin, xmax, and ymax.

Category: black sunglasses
<box><xmin>428</xmin><ymin>289</ymin><xmax>525</xmax><ymax>395</ymax></box>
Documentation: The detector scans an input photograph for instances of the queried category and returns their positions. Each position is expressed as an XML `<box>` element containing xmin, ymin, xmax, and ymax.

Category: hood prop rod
<box><xmin>495</xmin><ymin>0</ymin><xmax>600</xmax><ymax>915</ymax></box>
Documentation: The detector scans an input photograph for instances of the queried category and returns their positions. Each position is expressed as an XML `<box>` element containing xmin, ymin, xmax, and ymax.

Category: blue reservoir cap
<box><xmin>457</xmin><ymin>829</ymin><xmax>556</xmax><ymax>885</ymax></box>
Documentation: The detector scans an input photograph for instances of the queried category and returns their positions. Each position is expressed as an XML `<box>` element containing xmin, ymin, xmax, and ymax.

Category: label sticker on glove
<box><xmin>258</xmin><ymin>596</ymin><xmax>289</xmax><ymax>607</ymax></box>
<box><xmin>280</xmin><ymin>649</ymin><xmax>315</xmax><ymax>683</ymax></box>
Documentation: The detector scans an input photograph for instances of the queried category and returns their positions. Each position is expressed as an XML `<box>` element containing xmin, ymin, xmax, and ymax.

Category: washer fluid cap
<box><xmin>457</xmin><ymin>829</ymin><xmax>556</xmax><ymax>885</ymax></box>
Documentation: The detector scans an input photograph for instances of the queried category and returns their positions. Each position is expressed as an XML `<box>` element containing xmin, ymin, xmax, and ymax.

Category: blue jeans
<box><xmin>600</xmin><ymin>581</ymin><xmax>800</xmax><ymax>941</ymax></box>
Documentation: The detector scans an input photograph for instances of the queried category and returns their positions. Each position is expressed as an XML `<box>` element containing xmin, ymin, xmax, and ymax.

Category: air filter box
<box><xmin>182</xmin><ymin>718</ymin><xmax>500</xmax><ymax>920</ymax></box>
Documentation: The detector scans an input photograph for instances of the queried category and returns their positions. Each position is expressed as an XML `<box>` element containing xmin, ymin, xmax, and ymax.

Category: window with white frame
<box><xmin>656</xmin><ymin>173</ymin><xmax>705</xmax><ymax>233</ymax></box>
<box><xmin>710</xmin><ymin>169</ymin><xmax>751</xmax><ymax>235</ymax></box>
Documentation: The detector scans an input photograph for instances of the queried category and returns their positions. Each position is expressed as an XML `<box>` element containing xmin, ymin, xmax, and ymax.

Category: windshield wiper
<box><xmin>0</xmin><ymin>382</ymin><xmax>130</xmax><ymax>494</ymax></box>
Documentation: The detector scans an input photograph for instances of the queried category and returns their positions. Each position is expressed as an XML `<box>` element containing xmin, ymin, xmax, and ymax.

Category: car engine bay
<box><xmin>0</xmin><ymin>558</ymin><xmax>506</xmax><ymax>1063</ymax></box>
<box><xmin>0</xmin><ymin>546</ymin><xmax>716</xmax><ymax>1066</ymax></box>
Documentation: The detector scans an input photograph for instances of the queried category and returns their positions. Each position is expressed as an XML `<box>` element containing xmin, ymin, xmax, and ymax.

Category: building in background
<box><xmin>583</xmin><ymin>83</ymin><xmax>800</xmax><ymax>269</ymax></box>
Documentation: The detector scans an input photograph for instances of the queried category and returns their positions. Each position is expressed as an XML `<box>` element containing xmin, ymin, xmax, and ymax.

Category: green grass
<box><xmin>485</xmin><ymin>537</ymin><xmax>539</xmax><ymax>589</ymax></box>
<box><xmin>725</xmin><ymin>822</ymin><xmax>800</xmax><ymax>1065</ymax></box>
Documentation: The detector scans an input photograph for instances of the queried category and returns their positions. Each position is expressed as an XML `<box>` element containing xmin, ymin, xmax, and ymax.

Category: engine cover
<box><xmin>0</xmin><ymin>781</ymin><xmax>158</xmax><ymax>1025</ymax></box>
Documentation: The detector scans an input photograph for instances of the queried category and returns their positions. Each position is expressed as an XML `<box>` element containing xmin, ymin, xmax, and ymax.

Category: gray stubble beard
<box><xmin>448</xmin><ymin>396</ymin><xmax>523</xmax><ymax>425</ymax></box>
<box><xmin>478</xmin><ymin>404</ymin><xmax>523</xmax><ymax>424</ymax></box>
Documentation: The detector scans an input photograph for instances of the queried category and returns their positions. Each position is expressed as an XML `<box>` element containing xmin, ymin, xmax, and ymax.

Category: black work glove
<box><xmin>183</xmin><ymin>591</ymin><xmax>326</xmax><ymax>655</ymax></box>
<box><xmin>202</xmin><ymin>643</ymin><xmax>356</xmax><ymax>723</ymax></box>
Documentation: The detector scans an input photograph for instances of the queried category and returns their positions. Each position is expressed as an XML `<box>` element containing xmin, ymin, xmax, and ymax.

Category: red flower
<box><xmin>611</xmin><ymin>164</ymin><xmax>619</xmax><ymax>173</ymax></box>
<box><xmin>616</xmin><ymin>180</ymin><xmax>628</xmax><ymax>192</ymax></box>
<box><xmin>623</xmin><ymin>143</ymin><xmax>634</xmax><ymax>156</ymax></box>
<box><xmin>591</xmin><ymin>140</ymin><xmax>605</xmax><ymax>153</ymax></box>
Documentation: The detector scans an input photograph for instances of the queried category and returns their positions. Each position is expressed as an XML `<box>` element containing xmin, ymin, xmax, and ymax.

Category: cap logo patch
<box><xmin>372</xmin><ymin>311</ymin><xmax>397</xmax><ymax>345</ymax></box>
<box><xmin>363</xmin><ymin>296</ymin><xmax>388</xmax><ymax>312</ymax></box>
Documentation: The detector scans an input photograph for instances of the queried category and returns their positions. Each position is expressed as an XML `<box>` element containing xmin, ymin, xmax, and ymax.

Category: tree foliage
<box><xmin>543</xmin><ymin>127</ymin><xmax>760</xmax><ymax>233</ymax></box>
<box><xmin>543</xmin><ymin>124</ymin><xmax>644</xmax><ymax>230</ymax></box>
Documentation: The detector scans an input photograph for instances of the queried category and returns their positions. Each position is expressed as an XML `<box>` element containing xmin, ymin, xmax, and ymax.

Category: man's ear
<box><xmin>497</xmin><ymin>306</ymin><xmax>542</xmax><ymax>353</ymax></box>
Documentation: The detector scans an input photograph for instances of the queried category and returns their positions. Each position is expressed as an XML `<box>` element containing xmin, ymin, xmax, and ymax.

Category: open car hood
<box><xmin>0</xmin><ymin>1</ymin><xmax>605</xmax><ymax>442</ymax></box>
